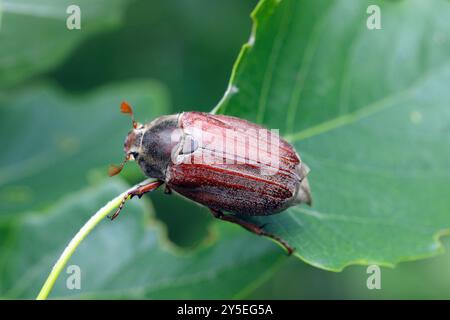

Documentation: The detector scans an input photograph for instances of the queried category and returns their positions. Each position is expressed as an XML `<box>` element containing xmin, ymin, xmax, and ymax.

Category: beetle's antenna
<box><xmin>121</xmin><ymin>101</ymin><xmax>137</xmax><ymax>129</ymax></box>
<box><xmin>108</xmin><ymin>155</ymin><xmax>130</xmax><ymax>177</ymax></box>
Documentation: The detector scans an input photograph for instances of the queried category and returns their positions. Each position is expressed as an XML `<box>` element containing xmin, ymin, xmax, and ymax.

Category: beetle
<box><xmin>108</xmin><ymin>101</ymin><xmax>312</xmax><ymax>254</ymax></box>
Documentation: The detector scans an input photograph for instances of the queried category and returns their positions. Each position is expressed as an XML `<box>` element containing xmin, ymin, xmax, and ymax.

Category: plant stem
<box><xmin>36</xmin><ymin>180</ymin><xmax>152</xmax><ymax>300</ymax></box>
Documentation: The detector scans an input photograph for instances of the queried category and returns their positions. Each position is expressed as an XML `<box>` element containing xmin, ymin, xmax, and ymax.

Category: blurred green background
<box><xmin>1</xmin><ymin>0</ymin><xmax>450</xmax><ymax>299</ymax></box>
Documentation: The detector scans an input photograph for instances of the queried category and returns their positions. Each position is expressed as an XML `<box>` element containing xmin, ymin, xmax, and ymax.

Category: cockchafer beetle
<box><xmin>109</xmin><ymin>102</ymin><xmax>312</xmax><ymax>254</ymax></box>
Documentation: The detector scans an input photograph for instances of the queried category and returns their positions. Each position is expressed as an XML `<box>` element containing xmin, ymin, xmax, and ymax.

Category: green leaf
<box><xmin>0</xmin><ymin>180</ymin><xmax>282</xmax><ymax>299</ymax></box>
<box><xmin>0</xmin><ymin>80</ymin><xmax>169</xmax><ymax>219</ymax></box>
<box><xmin>0</xmin><ymin>0</ymin><xmax>129</xmax><ymax>87</ymax></box>
<box><xmin>216</xmin><ymin>0</ymin><xmax>450</xmax><ymax>270</ymax></box>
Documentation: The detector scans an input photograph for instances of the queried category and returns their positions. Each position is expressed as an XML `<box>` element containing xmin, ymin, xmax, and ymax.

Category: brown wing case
<box><xmin>166</xmin><ymin>112</ymin><xmax>307</xmax><ymax>216</ymax></box>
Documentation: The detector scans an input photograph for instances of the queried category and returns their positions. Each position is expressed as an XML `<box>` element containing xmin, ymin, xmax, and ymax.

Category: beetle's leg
<box><xmin>164</xmin><ymin>185</ymin><xmax>172</xmax><ymax>195</ymax></box>
<box><xmin>209</xmin><ymin>209</ymin><xmax>294</xmax><ymax>255</ymax></box>
<box><xmin>109</xmin><ymin>180</ymin><xmax>164</xmax><ymax>221</ymax></box>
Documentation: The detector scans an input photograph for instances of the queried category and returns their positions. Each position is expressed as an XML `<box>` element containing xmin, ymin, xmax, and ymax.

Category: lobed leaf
<box><xmin>215</xmin><ymin>0</ymin><xmax>450</xmax><ymax>270</ymax></box>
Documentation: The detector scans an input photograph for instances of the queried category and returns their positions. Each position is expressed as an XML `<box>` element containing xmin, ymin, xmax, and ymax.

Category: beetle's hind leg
<box><xmin>109</xmin><ymin>180</ymin><xmax>164</xmax><ymax>221</ymax></box>
<box><xmin>209</xmin><ymin>209</ymin><xmax>294</xmax><ymax>255</ymax></box>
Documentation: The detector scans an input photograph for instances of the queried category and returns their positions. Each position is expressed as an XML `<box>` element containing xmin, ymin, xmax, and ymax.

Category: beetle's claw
<box><xmin>279</xmin><ymin>242</ymin><xmax>295</xmax><ymax>255</ymax></box>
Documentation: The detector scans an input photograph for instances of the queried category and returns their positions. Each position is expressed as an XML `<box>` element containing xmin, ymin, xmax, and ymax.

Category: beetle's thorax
<box><xmin>132</xmin><ymin>114</ymin><xmax>182</xmax><ymax>180</ymax></box>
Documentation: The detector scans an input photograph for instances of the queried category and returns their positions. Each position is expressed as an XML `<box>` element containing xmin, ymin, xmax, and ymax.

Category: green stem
<box><xmin>36</xmin><ymin>180</ymin><xmax>151</xmax><ymax>300</ymax></box>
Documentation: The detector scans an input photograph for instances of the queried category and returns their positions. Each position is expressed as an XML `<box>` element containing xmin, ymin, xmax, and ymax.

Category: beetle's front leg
<box><xmin>209</xmin><ymin>209</ymin><xmax>295</xmax><ymax>255</ymax></box>
<box><xmin>109</xmin><ymin>180</ymin><xmax>164</xmax><ymax>221</ymax></box>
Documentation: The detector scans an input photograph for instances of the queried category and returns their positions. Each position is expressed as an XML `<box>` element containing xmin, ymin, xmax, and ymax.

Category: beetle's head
<box><xmin>108</xmin><ymin>101</ymin><xmax>144</xmax><ymax>177</ymax></box>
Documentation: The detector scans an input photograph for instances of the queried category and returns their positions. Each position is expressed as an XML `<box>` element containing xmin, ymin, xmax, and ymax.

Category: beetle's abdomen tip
<box><xmin>296</xmin><ymin>177</ymin><xmax>312</xmax><ymax>206</ymax></box>
<box><xmin>293</xmin><ymin>161</ymin><xmax>312</xmax><ymax>206</ymax></box>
